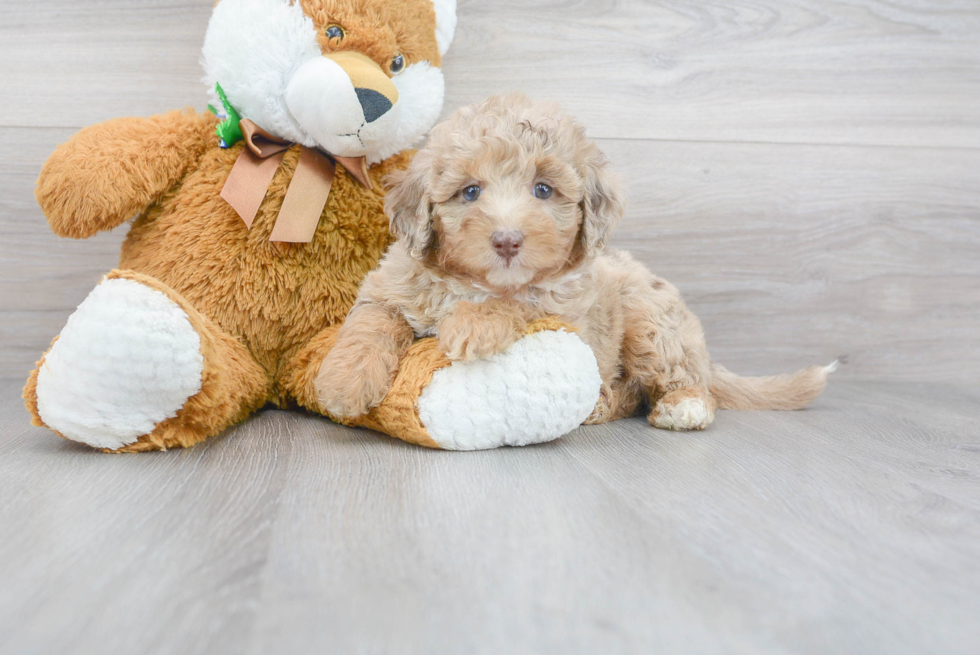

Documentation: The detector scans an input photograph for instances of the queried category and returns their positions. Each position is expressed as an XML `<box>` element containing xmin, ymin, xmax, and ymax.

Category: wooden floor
<box><xmin>1</xmin><ymin>0</ymin><xmax>979</xmax><ymax>653</ymax></box>
<box><xmin>1</xmin><ymin>378</ymin><xmax>978</xmax><ymax>654</ymax></box>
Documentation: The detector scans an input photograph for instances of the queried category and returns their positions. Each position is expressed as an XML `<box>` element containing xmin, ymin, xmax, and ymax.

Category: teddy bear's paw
<box><xmin>34</xmin><ymin>278</ymin><xmax>204</xmax><ymax>451</ymax></box>
<box><xmin>417</xmin><ymin>329</ymin><xmax>601</xmax><ymax>450</ymax></box>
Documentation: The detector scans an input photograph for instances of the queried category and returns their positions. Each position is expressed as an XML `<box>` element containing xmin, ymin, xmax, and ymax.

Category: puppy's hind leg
<box><xmin>585</xmin><ymin>376</ymin><xmax>643</xmax><ymax>425</ymax></box>
<box><xmin>621</xmin><ymin>278</ymin><xmax>717</xmax><ymax>432</ymax></box>
<box><xmin>649</xmin><ymin>386</ymin><xmax>717</xmax><ymax>431</ymax></box>
<box><xmin>644</xmin><ymin>310</ymin><xmax>717</xmax><ymax>431</ymax></box>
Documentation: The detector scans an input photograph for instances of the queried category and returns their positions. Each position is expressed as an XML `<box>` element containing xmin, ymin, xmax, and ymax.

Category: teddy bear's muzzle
<box><xmin>327</xmin><ymin>51</ymin><xmax>399</xmax><ymax>120</ymax></box>
<box><xmin>285</xmin><ymin>51</ymin><xmax>401</xmax><ymax>158</ymax></box>
<box><xmin>355</xmin><ymin>89</ymin><xmax>393</xmax><ymax>124</ymax></box>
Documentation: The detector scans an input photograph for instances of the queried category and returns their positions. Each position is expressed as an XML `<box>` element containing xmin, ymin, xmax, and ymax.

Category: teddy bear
<box><xmin>23</xmin><ymin>0</ymin><xmax>601</xmax><ymax>453</ymax></box>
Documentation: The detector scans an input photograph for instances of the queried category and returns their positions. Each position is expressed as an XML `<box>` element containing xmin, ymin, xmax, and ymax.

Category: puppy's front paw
<box><xmin>438</xmin><ymin>308</ymin><xmax>523</xmax><ymax>361</ymax></box>
<box><xmin>316</xmin><ymin>348</ymin><xmax>396</xmax><ymax>419</ymax></box>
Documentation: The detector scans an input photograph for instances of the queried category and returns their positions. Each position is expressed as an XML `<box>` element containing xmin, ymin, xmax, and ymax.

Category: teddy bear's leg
<box><xmin>24</xmin><ymin>270</ymin><xmax>269</xmax><ymax>453</ymax></box>
<box><xmin>285</xmin><ymin>319</ymin><xmax>603</xmax><ymax>451</ymax></box>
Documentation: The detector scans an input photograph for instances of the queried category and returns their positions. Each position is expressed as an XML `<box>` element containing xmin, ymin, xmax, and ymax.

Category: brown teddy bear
<box><xmin>23</xmin><ymin>0</ymin><xmax>603</xmax><ymax>453</ymax></box>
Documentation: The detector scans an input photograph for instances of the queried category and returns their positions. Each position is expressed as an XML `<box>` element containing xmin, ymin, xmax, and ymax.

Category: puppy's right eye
<box><xmin>325</xmin><ymin>25</ymin><xmax>345</xmax><ymax>40</ymax></box>
<box><xmin>534</xmin><ymin>183</ymin><xmax>554</xmax><ymax>200</ymax></box>
<box><xmin>462</xmin><ymin>185</ymin><xmax>482</xmax><ymax>202</ymax></box>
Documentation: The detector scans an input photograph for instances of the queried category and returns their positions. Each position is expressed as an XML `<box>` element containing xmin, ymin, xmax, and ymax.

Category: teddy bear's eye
<box><xmin>325</xmin><ymin>25</ymin><xmax>345</xmax><ymax>40</ymax></box>
<box><xmin>390</xmin><ymin>53</ymin><xmax>405</xmax><ymax>75</ymax></box>
<box><xmin>462</xmin><ymin>185</ymin><xmax>482</xmax><ymax>202</ymax></box>
<box><xmin>534</xmin><ymin>183</ymin><xmax>554</xmax><ymax>200</ymax></box>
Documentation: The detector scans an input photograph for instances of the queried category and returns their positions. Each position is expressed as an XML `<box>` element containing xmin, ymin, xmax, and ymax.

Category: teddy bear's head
<box><xmin>203</xmin><ymin>0</ymin><xmax>456</xmax><ymax>164</ymax></box>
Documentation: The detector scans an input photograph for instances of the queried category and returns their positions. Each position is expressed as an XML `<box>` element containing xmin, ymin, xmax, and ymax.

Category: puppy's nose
<box><xmin>491</xmin><ymin>230</ymin><xmax>525</xmax><ymax>261</ymax></box>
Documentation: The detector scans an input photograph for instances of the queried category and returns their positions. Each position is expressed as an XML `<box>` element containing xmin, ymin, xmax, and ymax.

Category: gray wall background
<box><xmin>1</xmin><ymin>0</ymin><xmax>978</xmax><ymax>383</ymax></box>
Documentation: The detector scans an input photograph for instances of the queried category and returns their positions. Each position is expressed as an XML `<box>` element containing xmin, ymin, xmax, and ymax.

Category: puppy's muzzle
<box><xmin>491</xmin><ymin>230</ymin><xmax>524</xmax><ymax>262</ymax></box>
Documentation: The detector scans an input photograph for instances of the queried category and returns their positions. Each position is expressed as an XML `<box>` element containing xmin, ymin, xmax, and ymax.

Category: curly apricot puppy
<box><xmin>319</xmin><ymin>93</ymin><xmax>835</xmax><ymax>430</ymax></box>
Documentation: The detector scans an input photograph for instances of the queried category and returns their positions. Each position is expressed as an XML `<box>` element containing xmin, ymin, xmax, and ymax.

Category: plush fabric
<box><xmin>33</xmin><ymin>277</ymin><xmax>205</xmax><ymax>451</ymax></box>
<box><xmin>24</xmin><ymin>110</ymin><xmax>410</xmax><ymax>451</ymax></box>
<box><xmin>23</xmin><ymin>0</ymin><xmax>602</xmax><ymax>452</ymax></box>
<box><xmin>286</xmin><ymin>317</ymin><xmax>594</xmax><ymax>450</ymax></box>
<box><xmin>204</xmin><ymin>0</ymin><xmax>447</xmax><ymax>163</ymax></box>
<box><xmin>418</xmin><ymin>320</ymin><xmax>601</xmax><ymax>450</ymax></box>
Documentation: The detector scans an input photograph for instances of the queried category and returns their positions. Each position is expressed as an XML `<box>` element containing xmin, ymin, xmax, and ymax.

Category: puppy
<box><xmin>318</xmin><ymin>93</ymin><xmax>834</xmax><ymax>430</ymax></box>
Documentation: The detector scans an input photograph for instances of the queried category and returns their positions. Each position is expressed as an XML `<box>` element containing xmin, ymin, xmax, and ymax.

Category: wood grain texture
<box><xmin>3</xmin><ymin>127</ymin><xmax>977</xmax><ymax>381</ymax></box>
<box><xmin>1</xmin><ymin>2</ymin><xmax>979</xmax><ymax>648</ymax></box>
<box><xmin>601</xmin><ymin>139</ymin><xmax>980</xmax><ymax>381</ymax></box>
<box><xmin>445</xmin><ymin>0</ymin><xmax>980</xmax><ymax>148</ymax></box>
<box><xmin>2</xmin><ymin>1</ymin><xmax>979</xmax><ymax>148</ymax></box>
<box><xmin>2</xmin><ymin>0</ymin><xmax>979</xmax><ymax>382</ymax></box>
<box><xmin>0</xmin><ymin>0</ymin><xmax>212</xmax><ymax>128</ymax></box>
<box><xmin>1</xmin><ymin>378</ymin><xmax>978</xmax><ymax>654</ymax></box>
<box><xmin>1</xmin><ymin>0</ymin><xmax>978</xmax><ymax>382</ymax></box>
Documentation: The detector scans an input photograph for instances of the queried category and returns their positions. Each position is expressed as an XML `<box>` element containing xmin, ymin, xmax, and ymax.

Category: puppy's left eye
<box><xmin>390</xmin><ymin>53</ymin><xmax>405</xmax><ymax>75</ymax></box>
<box><xmin>534</xmin><ymin>183</ymin><xmax>554</xmax><ymax>200</ymax></box>
<box><xmin>325</xmin><ymin>25</ymin><xmax>345</xmax><ymax>40</ymax></box>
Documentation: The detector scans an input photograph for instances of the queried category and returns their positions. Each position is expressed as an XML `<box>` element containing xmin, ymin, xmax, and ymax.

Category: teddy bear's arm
<box><xmin>36</xmin><ymin>109</ymin><xmax>218</xmax><ymax>239</ymax></box>
<box><xmin>284</xmin><ymin>319</ymin><xmax>603</xmax><ymax>451</ymax></box>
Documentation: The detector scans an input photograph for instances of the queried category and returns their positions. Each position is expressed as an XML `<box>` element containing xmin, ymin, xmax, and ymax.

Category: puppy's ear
<box><xmin>385</xmin><ymin>156</ymin><xmax>434</xmax><ymax>259</ymax></box>
<box><xmin>580</xmin><ymin>151</ymin><xmax>626</xmax><ymax>257</ymax></box>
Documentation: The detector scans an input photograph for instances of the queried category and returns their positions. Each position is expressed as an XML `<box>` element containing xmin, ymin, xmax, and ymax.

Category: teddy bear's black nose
<box><xmin>355</xmin><ymin>88</ymin><xmax>393</xmax><ymax>123</ymax></box>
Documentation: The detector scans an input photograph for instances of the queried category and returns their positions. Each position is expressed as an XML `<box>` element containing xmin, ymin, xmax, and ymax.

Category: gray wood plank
<box><xmin>2</xmin><ymin>0</ymin><xmax>978</xmax><ymax>148</ymax></box>
<box><xmin>0</xmin><ymin>126</ymin><xmax>128</xmax><ymax>380</ymax></box>
<box><xmin>601</xmin><ymin>138</ymin><xmax>980</xmax><ymax>383</ymax></box>
<box><xmin>0</xmin><ymin>409</ymin><xmax>289</xmax><ymax>655</ymax></box>
<box><xmin>446</xmin><ymin>0</ymin><xmax>980</xmax><ymax>148</ymax></box>
<box><xmin>4</xmin><ymin>127</ymin><xmax>977</xmax><ymax>382</ymax></box>
<box><xmin>1</xmin><ymin>379</ymin><xmax>977</xmax><ymax>654</ymax></box>
<box><xmin>3</xmin><ymin>2</ymin><xmax>979</xmax><ymax>654</ymax></box>
<box><xmin>0</xmin><ymin>0</ymin><xmax>211</xmax><ymax>128</ymax></box>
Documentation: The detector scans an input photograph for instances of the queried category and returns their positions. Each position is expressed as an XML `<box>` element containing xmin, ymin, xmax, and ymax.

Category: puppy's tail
<box><xmin>709</xmin><ymin>360</ymin><xmax>838</xmax><ymax>411</ymax></box>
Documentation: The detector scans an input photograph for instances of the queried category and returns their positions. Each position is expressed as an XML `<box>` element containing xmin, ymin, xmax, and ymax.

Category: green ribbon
<box><xmin>208</xmin><ymin>83</ymin><xmax>243</xmax><ymax>148</ymax></box>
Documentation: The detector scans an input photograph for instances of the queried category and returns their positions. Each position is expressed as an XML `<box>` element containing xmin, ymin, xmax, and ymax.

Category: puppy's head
<box><xmin>386</xmin><ymin>93</ymin><xmax>625</xmax><ymax>292</ymax></box>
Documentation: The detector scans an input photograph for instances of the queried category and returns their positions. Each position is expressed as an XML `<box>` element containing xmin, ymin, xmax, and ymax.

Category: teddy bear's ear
<box><xmin>386</xmin><ymin>156</ymin><xmax>435</xmax><ymax>259</ymax></box>
<box><xmin>431</xmin><ymin>0</ymin><xmax>458</xmax><ymax>57</ymax></box>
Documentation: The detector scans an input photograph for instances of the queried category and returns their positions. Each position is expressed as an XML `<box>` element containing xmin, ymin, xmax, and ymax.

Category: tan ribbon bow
<box><xmin>220</xmin><ymin>119</ymin><xmax>372</xmax><ymax>243</ymax></box>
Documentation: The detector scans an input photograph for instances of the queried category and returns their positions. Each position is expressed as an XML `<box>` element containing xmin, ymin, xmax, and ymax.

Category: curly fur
<box><xmin>25</xmin><ymin>0</ymin><xmax>453</xmax><ymax>452</ymax></box>
<box><xmin>320</xmin><ymin>93</ymin><xmax>834</xmax><ymax>429</ymax></box>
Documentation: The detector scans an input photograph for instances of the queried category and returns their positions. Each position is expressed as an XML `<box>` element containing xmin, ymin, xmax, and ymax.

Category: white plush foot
<box><xmin>650</xmin><ymin>395</ymin><xmax>715</xmax><ymax>431</ymax></box>
<box><xmin>417</xmin><ymin>330</ymin><xmax>601</xmax><ymax>450</ymax></box>
<box><xmin>35</xmin><ymin>278</ymin><xmax>204</xmax><ymax>450</ymax></box>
